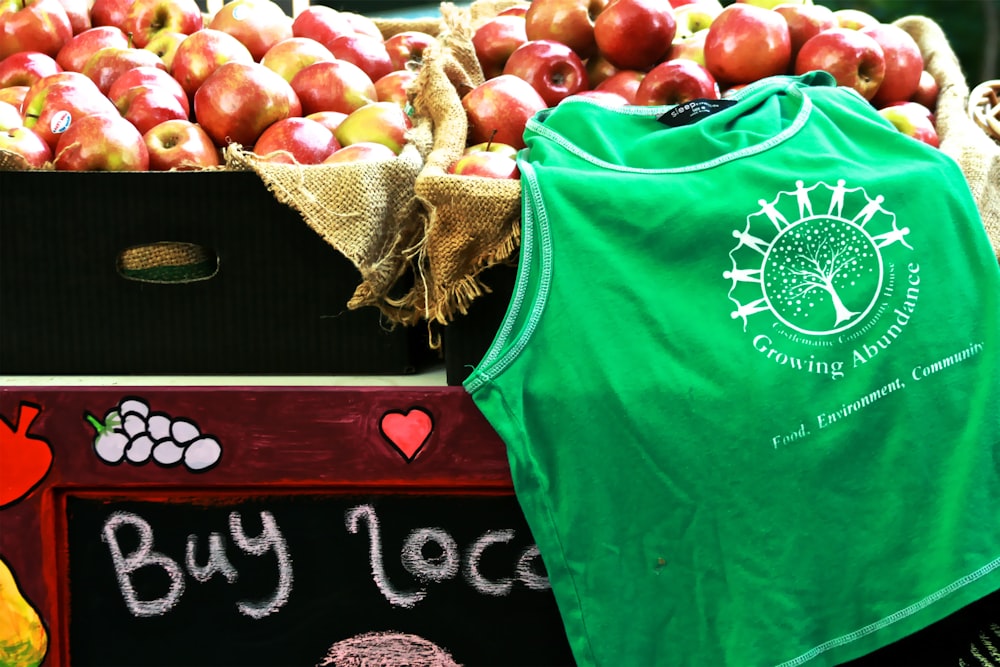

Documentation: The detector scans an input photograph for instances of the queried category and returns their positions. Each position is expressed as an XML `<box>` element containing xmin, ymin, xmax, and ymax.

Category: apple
<box><xmin>384</xmin><ymin>30</ymin><xmax>435</xmax><ymax>72</ymax></box>
<box><xmin>462</xmin><ymin>139</ymin><xmax>518</xmax><ymax>159</ymax></box>
<box><xmin>143</xmin><ymin>30</ymin><xmax>187</xmax><ymax>71</ymax></box>
<box><xmin>0</xmin><ymin>51</ymin><xmax>62</xmax><ymax>88</ymax></box>
<box><xmin>143</xmin><ymin>118</ymin><xmax>220</xmax><ymax>169</ymax></box>
<box><xmin>55</xmin><ymin>25</ymin><xmax>128</xmax><ymax>72</ymax></box>
<box><xmin>291</xmin><ymin>5</ymin><xmax>353</xmax><ymax>51</ymax></box>
<box><xmin>54</xmin><ymin>0</ymin><xmax>88</xmax><ymax>34</ymax></box>
<box><xmin>89</xmin><ymin>0</ymin><xmax>131</xmax><ymax>29</ymax></box>
<box><xmin>667</xmin><ymin>28</ymin><xmax>708</xmax><ymax>66</ymax></box>
<box><xmin>252</xmin><ymin>116</ymin><xmax>340</xmax><ymax>163</ymax></box>
<box><xmin>794</xmin><ymin>28</ymin><xmax>885</xmax><ymax>101</ymax></box>
<box><xmin>673</xmin><ymin>2</ymin><xmax>721</xmax><ymax>39</ymax></box>
<box><xmin>473</xmin><ymin>14</ymin><xmax>529</xmax><ymax>80</ymax></box>
<box><xmin>735</xmin><ymin>0</ymin><xmax>805</xmax><ymax>9</ymax></box>
<box><xmin>108</xmin><ymin>64</ymin><xmax>189</xmax><ymax>116</ymax></box>
<box><xmin>878</xmin><ymin>101</ymin><xmax>938</xmax><ymax>148</ymax></box>
<box><xmin>775</xmin><ymin>3</ymin><xmax>837</xmax><ymax>61</ymax></box>
<box><xmin>21</xmin><ymin>70</ymin><xmax>118</xmax><ymax>149</ymax></box>
<box><xmin>449</xmin><ymin>149</ymin><xmax>519</xmax><ymax>179</ymax></box>
<box><xmin>563</xmin><ymin>88</ymin><xmax>629</xmax><ymax>105</ymax></box>
<box><xmin>524</xmin><ymin>0</ymin><xmax>610</xmax><ymax>60</ymax></box>
<box><xmin>833</xmin><ymin>9</ymin><xmax>879</xmax><ymax>31</ymax></box>
<box><xmin>498</xmin><ymin>5</ymin><xmax>528</xmax><ymax>17</ymax></box>
<box><xmin>340</xmin><ymin>12</ymin><xmax>382</xmax><ymax>41</ymax></box>
<box><xmin>374</xmin><ymin>68</ymin><xmax>417</xmax><ymax>108</ymax></box>
<box><xmin>260</xmin><ymin>36</ymin><xmax>335</xmax><ymax>83</ymax></box>
<box><xmin>0</xmin><ymin>84</ymin><xmax>29</xmax><ymax>108</ymax></box>
<box><xmin>633</xmin><ymin>58</ymin><xmax>718</xmax><ymax>106</ymax></box>
<box><xmin>704</xmin><ymin>3</ymin><xmax>791</xmax><ymax>85</ymax></box>
<box><xmin>304</xmin><ymin>109</ymin><xmax>347</xmax><ymax>134</ymax></box>
<box><xmin>289</xmin><ymin>59</ymin><xmax>375</xmax><ymax>116</ymax></box>
<box><xmin>593</xmin><ymin>0</ymin><xmax>676</xmax><ymax>71</ymax></box>
<box><xmin>193</xmin><ymin>60</ymin><xmax>299</xmax><ymax>147</ymax></box>
<box><xmin>585</xmin><ymin>52</ymin><xmax>618</xmax><ymax>88</ymax></box>
<box><xmin>170</xmin><ymin>28</ymin><xmax>254</xmax><ymax>98</ymax></box>
<box><xmin>0</xmin><ymin>0</ymin><xmax>73</xmax><ymax>60</ymax></box>
<box><xmin>462</xmin><ymin>74</ymin><xmax>547</xmax><ymax>150</ymax></box>
<box><xmin>122</xmin><ymin>0</ymin><xmax>203</xmax><ymax>48</ymax></box>
<box><xmin>594</xmin><ymin>68</ymin><xmax>645</xmax><ymax>104</ymax></box>
<box><xmin>333</xmin><ymin>100</ymin><xmax>411</xmax><ymax>155</ymax></box>
<box><xmin>0</xmin><ymin>100</ymin><xmax>22</xmax><ymax>129</ymax></box>
<box><xmin>115</xmin><ymin>84</ymin><xmax>188</xmax><ymax>134</ymax></box>
<box><xmin>53</xmin><ymin>111</ymin><xmax>149</xmax><ymax>169</ymax></box>
<box><xmin>502</xmin><ymin>39</ymin><xmax>588</xmax><ymax>107</ymax></box>
<box><xmin>327</xmin><ymin>33</ymin><xmax>394</xmax><ymax>83</ymax></box>
<box><xmin>0</xmin><ymin>124</ymin><xmax>51</xmax><ymax>166</ymax></box>
<box><xmin>322</xmin><ymin>140</ymin><xmax>395</xmax><ymax>164</ymax></box>
<box><xmin>208</xmin><ymin>0</ymin><xmax>293</xmax><ymax>62</ymax></box>
<box><xmin>81</xmin><ymin>45</ymin><xmax>166</xmax><ymax>94</ymax></box>
<box><xmin>859</xmin><ymin>23</ymin><xmax>923</xmax><ymax>107</ymax></box>
<box><xmin>911</xmin><ymin>69</ymin><xmax>938</xmax><ymax>111</ymax></box>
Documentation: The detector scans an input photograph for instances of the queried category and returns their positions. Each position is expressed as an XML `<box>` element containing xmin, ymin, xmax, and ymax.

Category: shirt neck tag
<box><xmin>657</xmin><ymin>98</ymin><xmax>737</xmax><ymax>127</ymax></box>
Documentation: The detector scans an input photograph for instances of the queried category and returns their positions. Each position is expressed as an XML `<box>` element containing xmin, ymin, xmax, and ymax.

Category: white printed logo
<box><xmin>726</xmin><ymin>179</ymin><xmax>916</xmax><ymax>380</ymax></box>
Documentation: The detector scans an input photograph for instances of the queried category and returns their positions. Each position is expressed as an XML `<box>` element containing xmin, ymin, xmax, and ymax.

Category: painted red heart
<box><xmin>379</xmin><ymin>407</ymin><xmax>433</xmax><ymax>462</ymax></box>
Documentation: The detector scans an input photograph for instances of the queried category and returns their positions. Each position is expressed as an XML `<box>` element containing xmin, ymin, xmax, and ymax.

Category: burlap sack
<box><xmin>394</xmin><ymin>1</ymin><xmax>528</xmax><ymax>330</ymax></box>
<box><xmin>896</xmin><ymin>15</ymin><xmax>1000</xmax><ymax>258</ymax></box>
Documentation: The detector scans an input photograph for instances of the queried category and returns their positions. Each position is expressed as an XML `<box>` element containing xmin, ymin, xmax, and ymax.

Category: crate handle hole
<box><xmin>117</xmin><ymin>242</ymin><xmax>218</xmax><ymax>284</ymax></box>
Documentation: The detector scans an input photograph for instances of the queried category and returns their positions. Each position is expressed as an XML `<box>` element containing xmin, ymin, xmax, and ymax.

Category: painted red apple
<box><xmin>593</xmin><ymin>0</ymin><xmax>677</xmax><ymax>71</ymax></box>
<box><xmin>462</xmin><ymin>74</ymin><xmax>547</xmax><ymax>150</ymax></box>
<box><xmin>502</xmin><ymin>39</ymin><xmax>589</xmax><ymax>107</ymax></box>
<box><xmin>0</xmin><ymin>403</ymin><xmax>53</xmax><ymax>507</ymax></box>
<box><xmin>704</xmin><ymin>3</ymin><xmax>791</xmax><ymax>85</ymax></box>
<box><xmin>633</xmin><ymin>59</ymin><xmax>718</xmax><ymax>106</ymax></box>
<box><xmin>795</xmin><ymin>28</ymin><xmax>885</xmax><ymax>101</ymax></box>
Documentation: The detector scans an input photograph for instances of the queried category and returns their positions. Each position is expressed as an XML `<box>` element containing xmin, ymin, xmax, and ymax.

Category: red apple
<box><xmin>524</xmin><ymin>0</ymin><xmax>610</xmax><ymax>60</ymax></box>
<box><xmin>502</xmin><ymin>39</ymin><xmax>588</xmax><ymax>107</ymax></box>
<box><xmin>859</xmin><ymin>22</ymin><xmax>923</xmax><ymax>107</ymax></box>
<box><xmin>878</xmin><ymin>101</ymin><xmax>938</xmax><ymax>147</ymax></box>
<box><xmin>340</xmin><ymin>12</ymin><xmax>382</xmax><ymax>41</ymax></box>
<box><xmin>56</xmin><ymin>25</ymin><xmax>128</xmax><ymax>72</ymax></box>
<box><xmin>384</xmin><ymin>30</ymin><xmax>435</xmax><ymax>72</ymax></box>
<box><xmin>291</xmin><ymin>5</ymin><xmax>353</xmax><ymax>50</ymax></box>
<box><xmin>115</xmin><ymin>84</ymin><xmax>188</xmax><ymax>133</ymax></box>
<box><xmin>462</xmin><ymin>139</ymin><xmax>518</xmax><ymax>159</ymax></box>
<box><xmin>322</xmin><ymin>140</ymin><xmax>396</xmax><ymax>164</ymax></box>
<box><xmin>911</xmin><ymin>69</ymin><xmax>938</xmax><ymax>111</ymax></box>
<box><xmin>193</xmin><ymin>60</ymin><xmax>299</xmax><ymax>147</ymax></box>
<box><xmin>208</xmin><ymin>0</ymin><xmax>293</xmax><ymax>62</ymax></box>
<box><xmin>585</xmin><ymin>51</ymin><xmax>618</xmax><ymax>87</ymax></box>
<box><xmin>594</xmin><ymin>0</ymin><xmax>676</xmax><ymax>71</ymax></box>
<box><xmin>108</xmin><ymin>64</ymin><xmax>190</xmax><ymax>116</ymax></box>
<box><xmin>252</xmin><ymin>115</ymin><xmax>340</xmax><ymax>163</ymax></box>
<box><xmin>289</xmin><ymin>58</ymin><xmax>375</xmax><ymax>116</ymax></box>
<box><xmin>122</xmin><ymin>0</ymin><xmax>202</xmax><ymax>48</ymax></box>
<box><xmin>305</xmin><ymin>109</ymin><xmax>347</xmax><ymax>134</ymax></box>
<box><xmin>563</xmin><ymin>88</ymin><xmax>629</xmax><ymax>105</ymax></box>
<box><xmin>0</xmin><ymin>84</ymin><xmax>28</xmax><ymax>108</ymax></box>
<box><xmin>0</xmin><ymin>99</ymin><xmax>21</xmax><ymax>129</ymax></box>
<box><xmin>634</xmin><ymin>58</ymin><xmax>718</xmax><ymax>106</ymax></box>
<box><xmin>374</xmin><ymin>68</ymin><xmax>417</xmax><ymax>108</ymax></box>
<box><xmin>82</xmin><ymin>45</ymin><xmax>166</xmax><ymax>94</ymax></box>
<box><xmin>462</xmin><ymin>74</ymin><xmax>547</xmax><ymax>150</ymax></box>
<box><xmin>333</xmin><ymin>100</ymin><xmax>411</xmax><ymax>154</ymax></box>
<box><xmin>143</xmin><ymin>30</ymin><xmax>187</xmax><ymax>71</ymax></box>
<box><xmin>327</xmin><ymin>33</ymin><xmax>394</xmax><ymax>83</ymax></box>
<box><xmin>498</xmin><ymin>5</ymin><xmax>527</xmax><ymax>17</ymax></box>
<box><xmin>775</xmin><ymin>3</ymin><xmax>837</xmax><ymax>61</ymax></box>
<box><xmin>473</xmin><ymin>14</ymin><xmax>528</xmax><ymax>80</ymax></box>
<box><xmin>170</xmin><ymin>28</ymin><xmax>254</xmax><ymax>98</ymax></box>
<box><xmin>795</xmin><ymin>28</ymin><xmax>885</xmax><ymax>101</ymax></box>
<box><xmin>594</xmin><ymin>68</ymin><xmax>645</xmax><ymax>104</ymax></box>
<box><xmin>54</xmin><ymin>0</ymin><xmax>88</xmax><ymax>34</ymax></box>
<box><xmin>143</xmin><ymin>118</ymin><xmax>220</xmax><ymax>169</ymax></box>
<box><xmin>0</xmin><ymin>0</ymin><xmax>73</xmax><ymax>59</ymax></box>
<box><xmin>667</xmin><ymin>28</ymin><xmax>708</xmax><ymax>66</ymax></box>
<box><xmin>21</xmin><ymin>70</ymin><xmax>117</xmax><ymax>149</ymax></box>
<box><xmin>89</xmin><ymin>0</ymin><xmax>131</xmax><ymax>29</ymax></box>
<box><xmin>704</xmin><ymin>3</ymin><xmax>791</xmax><ymax>85</ymax></box>
<box><xmin>0</xmin><ymin>51</ymin><xmax>62</xmax><ymax>88</ymax></box>
<box><xmin>0</xmin><ymin>124</ymin><xmax>51</xmax><ymax>166</ymax></box>
<box><xmin>260</xmin><ymin>36</ymin><xmax>335</xmax><ymax>83</ymax></box>
<box><xmin>735</xmin><ymin>0</ymin><xmax>803</xmax><ymax>9</ymax></box>
<box><xmin>449</xmin><ymin>149</ymin><xmax>519</xmax><ymax>178</ymax></box>
<box><xmin>53</xmin><ymin>111</ymin><xmax>149</xmax><ymax>169</ymax></box>
<box><xmin>833</xmin><ymin>9</ymin><xmax>879</xmax><ymax>31</ymax></box>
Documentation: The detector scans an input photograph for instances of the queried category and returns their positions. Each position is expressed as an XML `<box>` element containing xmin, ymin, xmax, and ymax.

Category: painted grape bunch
<box><xmin>85</xmin><ymin>398</ymin><xmax>221</xmax><ymax>472</ymax></box>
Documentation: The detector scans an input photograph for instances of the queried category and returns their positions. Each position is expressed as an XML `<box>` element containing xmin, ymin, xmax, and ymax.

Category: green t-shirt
<box><xmin>464</xmin><ymin>72</ymin><xmax>1000</xmax><ymax>666</ymax></box>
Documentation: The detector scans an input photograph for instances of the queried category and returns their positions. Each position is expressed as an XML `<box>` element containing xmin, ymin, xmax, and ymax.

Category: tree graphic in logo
<box><xmin>727</xmin><ymin>180</ymin><xmax>912</xmax><ymax>336</ymax></box>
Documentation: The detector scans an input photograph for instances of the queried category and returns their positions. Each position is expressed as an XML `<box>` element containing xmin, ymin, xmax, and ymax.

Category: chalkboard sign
<box><xmin>65</xmin><ymin>491</ymin><xmax>573</xmax><ymax>666</ymax></box>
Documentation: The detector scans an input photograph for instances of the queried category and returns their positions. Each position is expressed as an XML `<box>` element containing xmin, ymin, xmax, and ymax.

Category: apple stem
<box><xmin>486</xmin><ymin>128</ymin><xmax>497</xmax><ymax>152</ymax></box>
<box><xmin>126</xmin><ymin>31</ymin><xmax>134</xmax><ymax>48</ymax></box>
